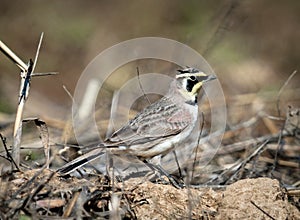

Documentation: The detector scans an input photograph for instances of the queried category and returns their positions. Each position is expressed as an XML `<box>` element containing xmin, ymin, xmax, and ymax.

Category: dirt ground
<box><xmin>0</xmin><ymin>169</ymin><xmax>299</xmax><ymax>219</ymax></box>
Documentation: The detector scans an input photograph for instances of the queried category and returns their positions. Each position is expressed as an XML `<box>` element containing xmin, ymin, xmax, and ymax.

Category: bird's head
<box><xmin>175</xmin><ymin>67</ymin><xmax>216</xmax><ymax>104</ymax></box>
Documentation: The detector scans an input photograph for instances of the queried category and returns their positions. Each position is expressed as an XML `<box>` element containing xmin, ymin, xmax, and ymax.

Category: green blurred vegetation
<box><xmin>0</xmin><ymin>0</ymin><xmax>299</xmax><ymax>115</ymax></box>
<box><xmin>0</xmin><ymin>96</ymin><xmax>13</xmax><ymax>113</ymax></box>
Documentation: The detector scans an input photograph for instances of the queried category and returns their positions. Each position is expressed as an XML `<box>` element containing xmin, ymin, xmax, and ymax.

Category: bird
<box><xmin>57</xmin><ymin>67</ymin><xmax>216</xmax><ymax>185</ymax></box>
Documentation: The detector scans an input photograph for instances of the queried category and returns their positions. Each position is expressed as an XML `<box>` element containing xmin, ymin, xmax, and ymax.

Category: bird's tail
<box><xmin>57</xmin><ymin>147</ymin><xmax>105</xmax><ymax>175</ymax></box>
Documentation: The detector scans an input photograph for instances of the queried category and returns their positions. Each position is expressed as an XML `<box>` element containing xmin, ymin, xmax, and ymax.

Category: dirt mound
<box><xmin>125</xmin><ymin>177</ymin><xmax>299</xmax><ymax>219</ymax></box>
<box><xmin>216</xmin><ymin>178</ymin><xmax>299</xmax><ymax>220</ymax></box>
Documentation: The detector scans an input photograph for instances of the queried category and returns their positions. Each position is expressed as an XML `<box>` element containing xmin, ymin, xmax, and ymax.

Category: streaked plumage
<box><xmin>57</xmin><ymin>67</ymin><xmax>216</xmax><ymax>175</ymax></box>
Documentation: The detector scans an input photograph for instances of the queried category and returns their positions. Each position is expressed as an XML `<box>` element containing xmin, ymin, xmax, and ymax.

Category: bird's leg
<box><xmin>106</xmin><ymin>152</ymin><xmax>117</xmax><ymax>187</ymax></box>
<box><xmin>172</xmin><ymin>150</ymin><xmax>184</xmax><ymax>182</ymax></box>
<box><xmin>143</xmin><ymin>159</ymin><xmax>184</xmax><ymax>189</ymax></box>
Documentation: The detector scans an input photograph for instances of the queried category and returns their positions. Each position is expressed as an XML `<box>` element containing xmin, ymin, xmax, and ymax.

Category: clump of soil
<box><xmin>123</xmin><ymin>178</ymin><xmax>221</xmax><ymax>219</ymax></box>
<box><xmin>216</xmin><ymin>178</ymin><xmax>299</xmax><ymax>220</ymax></box>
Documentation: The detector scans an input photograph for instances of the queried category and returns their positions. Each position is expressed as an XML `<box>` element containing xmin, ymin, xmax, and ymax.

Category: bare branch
<box><xmin>0</xmin><ymin>40</ymin><xmax>28</xmax><ymax>72</ymax></box>
<box><xmin>31</xmin><ymin>72</ymin><xmax>58</xmax><ymax>77</ymax></box>
<box><xmin>32</xmin><ymin>32</ymin><xmax>44</xmax><ymax>73</ymax></box>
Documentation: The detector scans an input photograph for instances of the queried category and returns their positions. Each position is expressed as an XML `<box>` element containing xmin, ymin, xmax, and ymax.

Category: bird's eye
<box><xmin>189</xmin><ymin>76</ymin><xmax>196</xmax><ymax>81</ymax></box>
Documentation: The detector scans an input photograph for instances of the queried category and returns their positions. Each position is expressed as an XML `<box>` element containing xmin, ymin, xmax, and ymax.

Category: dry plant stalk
<box><xmin>0</xmin><ymin>33</ymin><xmax>56</xmax><ymax>169</ymax></box>
<box><xmin>0</xmin><ymin>39</ymin><xmax>31</xmax><ymax>169</ymax></box>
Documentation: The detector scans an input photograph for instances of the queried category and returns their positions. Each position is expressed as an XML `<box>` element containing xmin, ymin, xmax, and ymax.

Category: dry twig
<box><xmin>0</xmin><ymin>33</ymin><xmax>57</xmax><ymax>169</ymax></box>
<box><xmin>250</xmin><ymin>200</ymin><xmax>275</xmax><ymax>220</ymax></box>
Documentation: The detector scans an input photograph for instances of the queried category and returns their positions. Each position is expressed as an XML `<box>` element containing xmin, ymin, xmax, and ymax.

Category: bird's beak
<box><xmin>203</xmin><ymin>74</ymin><xmax>217</xmax><ymax>83</ymax></box>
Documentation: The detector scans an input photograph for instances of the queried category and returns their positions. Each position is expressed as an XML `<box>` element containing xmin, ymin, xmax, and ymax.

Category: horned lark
<box><xmin>58</xmin><ymin>67</ymin><xmax>216</xmax><ymax>177</ymax></box>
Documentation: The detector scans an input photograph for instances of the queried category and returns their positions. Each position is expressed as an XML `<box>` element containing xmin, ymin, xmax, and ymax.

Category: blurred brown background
<box><xmin>0</xmin><ymin>0</ymin><xmax>299</xmax><ymax>120</ymax></box>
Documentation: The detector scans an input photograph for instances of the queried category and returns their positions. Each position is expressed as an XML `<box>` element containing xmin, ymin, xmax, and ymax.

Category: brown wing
<box><xmin>106</xmin><ymin>97</ymin><xmax>191</xmax><ymax>146</ymax></box>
